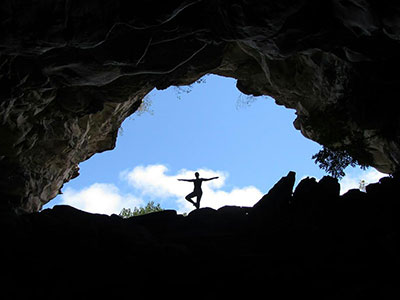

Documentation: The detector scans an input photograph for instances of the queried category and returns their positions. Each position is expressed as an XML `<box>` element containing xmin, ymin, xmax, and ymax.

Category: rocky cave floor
<box><xmin>2</xmin><ymin>172</ymin><xmax>400</xmax><ymax>299</ymax></box>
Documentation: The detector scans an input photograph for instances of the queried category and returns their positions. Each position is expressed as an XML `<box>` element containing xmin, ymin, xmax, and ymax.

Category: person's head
<box><xmin>195</xmin><ymin>172</ymin><xmax>200</xmax><ymax>178</ymax></box>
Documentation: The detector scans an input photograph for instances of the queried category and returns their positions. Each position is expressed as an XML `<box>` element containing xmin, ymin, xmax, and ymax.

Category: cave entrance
<box><xmin>43</xmin><ymin>75</ymin><xmax>381</xmax><ymax>215</ymax></box>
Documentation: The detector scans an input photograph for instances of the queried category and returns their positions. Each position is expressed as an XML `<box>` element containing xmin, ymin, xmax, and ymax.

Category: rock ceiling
<box><xmin>1</xmin><ymin>0</ymin><xmax>400</xmax><ymax>212</ymax></box>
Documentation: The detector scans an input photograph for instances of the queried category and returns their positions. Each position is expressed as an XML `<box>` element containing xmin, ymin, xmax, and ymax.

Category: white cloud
<box><xmin>59</xmin><ymin>165</ymin><xmax>264</xmax><ymax>215</ymax></box>
<box><xmin>121</xmin><ymin>164</ymin><xmax>263</xmax><ymax>213</ymax></box>
<box><xmin>198</xmin><ymin>186</ymin><xmax>263</xmax><ymax>211</ymax></box>
<box><xmin>57</xmin><ymin>165</ymin><xmax>388</xmax><ymax>215</ymax></box>
<box><xmin>339</xmin><ymin>168</ymin><xmax>386</xmax><ymax>195</ymax></box>
<box><xmin>60</xmin><ymin>183</ymin><xmax>144</xmax><ymax>215</ymax></box>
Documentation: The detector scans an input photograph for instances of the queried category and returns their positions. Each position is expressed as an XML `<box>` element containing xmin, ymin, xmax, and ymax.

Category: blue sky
<box><xmin>44</xmin><ymin>75</ymin><xmax>384</xmax><ymax>214</ymax></box>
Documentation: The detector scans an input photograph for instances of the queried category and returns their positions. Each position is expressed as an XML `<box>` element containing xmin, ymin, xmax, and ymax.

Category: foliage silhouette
<box><xmin>119</xmin><ymin>201</ymin><xmax>163</xmax><ymax>218</ymax></box>
<box><xmin>312</xmin><ymin>146</ymin><xmax>368</xmax><ymax>179</ymax></box>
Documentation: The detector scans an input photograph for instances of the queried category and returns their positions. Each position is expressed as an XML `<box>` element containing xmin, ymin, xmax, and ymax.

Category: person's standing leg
<box><xmin>195</xmin><ymin>191</ymin><xmax>203</xmax><ymax>209</ymax></box>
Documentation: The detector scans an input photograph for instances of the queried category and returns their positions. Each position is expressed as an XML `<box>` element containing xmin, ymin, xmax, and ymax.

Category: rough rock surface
<box><xmin>1</xmin><ymin>1</ymin><xmax>400</xmax><ymax>212</ymax></box>
<box><xmin>2</xmin><ymin>172</ymin><xmax>400</xmax><ymax>299</ymax></box>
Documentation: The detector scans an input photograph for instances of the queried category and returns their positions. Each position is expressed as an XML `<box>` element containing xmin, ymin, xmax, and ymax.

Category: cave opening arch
<box><xmin>2</xmin><ymin>2</ymin><xmax>400</xmax><ymax>299</ymax></box>
<box><xmin>1</xmin><ymin>1</ymin><xmax>399</xmax><ymax>214</ymax></box>
<box><xmin>45</xmin><ymin>74</ymin><xmax>380</xmax><ymax>215</ymax></box>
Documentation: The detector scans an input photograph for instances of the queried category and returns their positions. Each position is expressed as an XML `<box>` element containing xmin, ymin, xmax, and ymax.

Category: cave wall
<box><xmin>1</xmin><ymin>0</ymin><xmax>400</xmax><ymax>213</ymax></box>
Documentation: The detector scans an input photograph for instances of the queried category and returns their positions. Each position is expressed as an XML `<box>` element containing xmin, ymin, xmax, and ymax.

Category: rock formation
<box><xmin>1</xmin><ymin>1</ymin><xmax>400</xmax><ymax>212</ymax></box>
<box><xmin>2</xmin><ymin>172</ymin><xmax>400</xmax><ymax>299</ymax></box>
<box><xmin>3</xmin><ymin>3</ymin><xmax>400</xmax><ymax>297</ymax></box>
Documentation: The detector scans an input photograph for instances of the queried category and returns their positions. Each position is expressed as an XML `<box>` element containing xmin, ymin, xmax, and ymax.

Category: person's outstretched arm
<box><xmin>203</xmin><ymin>176</ymin><xmax>219</xmax><ymax>181</ymax></box>
<box><xmin>177</xmin><ymin>179</ymin><xmax>194</xmax><ymax>182</ymax></box>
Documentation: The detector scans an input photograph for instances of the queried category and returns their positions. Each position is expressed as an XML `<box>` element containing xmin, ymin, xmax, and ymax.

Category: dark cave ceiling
<box><xmin>1</xmin><ymin>0</ymin><xmax>400</xmax><ymax>212</ymax></box>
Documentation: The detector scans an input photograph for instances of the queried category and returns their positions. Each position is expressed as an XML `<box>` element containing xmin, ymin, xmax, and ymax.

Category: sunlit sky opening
<box><xmin>44</xmin><ymin>75</ymin><xmax>385</xmax><ymax>214</ymax></box>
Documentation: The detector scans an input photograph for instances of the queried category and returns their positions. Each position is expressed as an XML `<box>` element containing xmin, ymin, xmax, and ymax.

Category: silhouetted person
<box><xmin>178</xmin><ymin>172</ymin><xmax>219</xmax><ymax>209</ymax></box>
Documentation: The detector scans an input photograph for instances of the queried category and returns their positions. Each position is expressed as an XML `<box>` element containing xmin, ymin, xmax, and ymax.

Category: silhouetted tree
<box><xmin>119</xmin><ymin>201</ymin><xmax>163</xmax><ymax>218</ymax></box>
<box><xmin>312</xmin><ymin>146</ymin><xmax>368</xmax><ymax>179</ymax></box>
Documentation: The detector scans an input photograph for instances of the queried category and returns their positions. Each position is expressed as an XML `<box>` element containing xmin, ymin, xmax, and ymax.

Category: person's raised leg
<box><xmin>185</xmin><ymin>192</ymin><xmax>197</xmax><ymax>207</ymax></box>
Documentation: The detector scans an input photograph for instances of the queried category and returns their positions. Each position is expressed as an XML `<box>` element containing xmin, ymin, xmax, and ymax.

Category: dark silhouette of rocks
<box><xmin>1</xmin><ymin>1</ymin><xmax>400</xmax><ymax>297</ymax></box>
<box><xmin>1</xmin><ymin>172</ymin><xmax>400</xmax><ymax>299</ymax></box>
<box><xmin>2</xmin><ymin>1</ymin><xmax>400</xmax><ymax>212</ymax></box>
